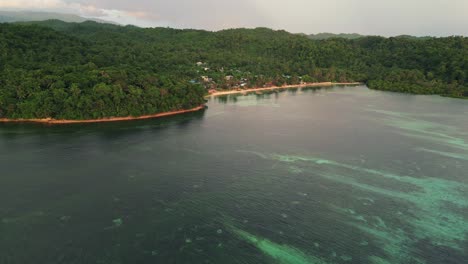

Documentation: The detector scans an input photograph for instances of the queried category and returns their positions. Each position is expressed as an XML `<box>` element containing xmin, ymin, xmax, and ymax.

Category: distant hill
<box><xmin>0</xmin><ymin>11</ymin><xmax>115</xmax><ymax>24</ymax></box>
<box><xmin>393</xmin><ymin>35</ymin><xmax>434</xmax><ymax>40</ymax></box>
<box><xmin>307</xmin><ymin>33</ymin><xmax>366</xmax><ymax>40</ymax></box>
<box><xmin>15</xmin><ymin>19</ymin><xmax>122</xmax><ymax>32</ymax></box>
<box><xmin>306</xmin><ymin>33</ymin><xmax>437</xmax><ymax>40</ymax></box>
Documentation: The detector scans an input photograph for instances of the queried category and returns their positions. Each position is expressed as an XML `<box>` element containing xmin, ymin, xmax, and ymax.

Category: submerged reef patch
<box><xmin>227</xmin><ymin>224</ymin><xmax>330</xmax><ymax>264</ymax></box>
<box><xmin>239</xmin><ymin>150</ymin><xmax>468</xmax><ymax>261</ymax></box>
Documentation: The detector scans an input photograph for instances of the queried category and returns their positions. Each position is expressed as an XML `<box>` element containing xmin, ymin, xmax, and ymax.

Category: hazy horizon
<box><xmin>1</xmin><ymin>0</ymin><xmax>468</xmax><ymax>37</ymax></box>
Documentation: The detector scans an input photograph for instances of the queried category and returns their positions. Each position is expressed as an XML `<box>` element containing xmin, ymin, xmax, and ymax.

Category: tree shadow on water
<box><xmin>0</xmin><ymin>109</ymin><xmax>207</xmax><ymax>144</ymax></box>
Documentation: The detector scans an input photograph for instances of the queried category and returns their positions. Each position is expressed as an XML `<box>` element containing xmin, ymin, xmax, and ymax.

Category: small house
<box><xmin>201</xmin><ymin>76</ymin><xmax>212</xmax><ymax>82</ymax></box>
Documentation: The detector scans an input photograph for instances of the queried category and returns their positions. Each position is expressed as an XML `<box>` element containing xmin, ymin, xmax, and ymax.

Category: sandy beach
<box><xmin>206</xmin><ymin>82</ymin><xmax>362</xmax><ymax>97</ymax></box>
<box><xmin>0</xmin><ymin>105</ymin><xmax>205</xmax><ymax>124</ymax></box>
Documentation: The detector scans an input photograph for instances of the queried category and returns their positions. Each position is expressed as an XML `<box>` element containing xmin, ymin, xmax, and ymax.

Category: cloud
<box><xmin>70</xmin><ymin>0</ymin><xmax>271</xmax><ymax>30</ymax></box>
<box><xmin>0</xmin><ymin>0</ymin><xmax>102</xmax><ymax>17</ymax></box>
<box><xmin>0</xmin><ymin>0</ymin><xmax>159</xmax><ymax>25</ymax></box>
<box><xmin>1</xmin><ymin>0</ymin><xmax>467</xmax><ymax>36</ymax></box>
<box><xmin>75</xmin><ymin>3</ymin><xmax>106</xmax><ymax>17</ymax></box>
<box><xmin>248</xmin><ymin>0</ymin><xmax>468</xmax><ymax>36</ymax></box>
<box><xmin>0</xmin><ymin>0</ymin><xmax>65</xmax><ymax>9</ymax></box>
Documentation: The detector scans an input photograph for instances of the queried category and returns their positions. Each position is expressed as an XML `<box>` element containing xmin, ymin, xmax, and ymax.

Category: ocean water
<box><xmin>0</xmin><ymin>86</ymin><xmax>467</xmax><ymax>264</ymax></box>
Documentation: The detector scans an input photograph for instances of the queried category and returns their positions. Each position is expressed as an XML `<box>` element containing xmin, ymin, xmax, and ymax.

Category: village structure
<box><xmin>194</xmin><ymin>61</ymin><xmax>306</xmax><ymax>94</ymax></box>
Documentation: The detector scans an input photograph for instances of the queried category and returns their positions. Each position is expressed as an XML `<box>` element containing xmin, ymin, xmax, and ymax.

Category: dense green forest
<box><xmin>0</xmin><ymin>20</ymin><xmax>467</xmax><ymax>119</ymax></box>
<box><xmin>307</xmin><ymin>33</ymin><xmax>365</xmax><ymax>40</ymax></box>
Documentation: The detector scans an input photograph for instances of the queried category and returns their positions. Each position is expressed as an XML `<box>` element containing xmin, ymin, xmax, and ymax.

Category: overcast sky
<box><xmin>1</xmin><ymin>0</ymin><xmax>467</xmax><ymax>36</ymax></box>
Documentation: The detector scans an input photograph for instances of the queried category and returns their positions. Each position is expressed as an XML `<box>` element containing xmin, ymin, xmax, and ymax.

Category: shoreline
<box><xmin>206</xmin><ymin>82</ymin><xmax>362</xmax><ymax>97</ymax></box>
<box><xmin>0</xmin><ymin>82</ymin><xmax>361</xmax><ymax>125</ymax></box>
<box><xmin>0</xmin><ymin>105</ymin><xmax>205</xmax><ymax>124</ymax></box>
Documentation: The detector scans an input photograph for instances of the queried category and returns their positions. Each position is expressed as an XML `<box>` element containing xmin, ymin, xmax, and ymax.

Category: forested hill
<box><xmin>0</xmin><ymin>11</ymin><xmax>115</xmax><ymax>24</ymax></box>
<box><xmin>307</xmin><ymin>33</ymin><xmax>365</xmax><ymax>40</ymax></box>
<box><xmin>0</xmin><ymin>21</ymin><xmax>467</xmax><ymax>120</ymax></box>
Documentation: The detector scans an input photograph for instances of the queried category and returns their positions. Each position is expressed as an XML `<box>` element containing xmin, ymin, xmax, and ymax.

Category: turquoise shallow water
<box><xmin>0</xmin><ymin>86</ymin><xmax>467</xmax><ymax>264</ymax></box>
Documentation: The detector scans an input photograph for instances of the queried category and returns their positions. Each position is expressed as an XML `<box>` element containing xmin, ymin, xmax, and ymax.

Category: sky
<box><xmin>1</xmin><ymin>0</ymin><xmax>467</xmax><ymax>36</ymax></box>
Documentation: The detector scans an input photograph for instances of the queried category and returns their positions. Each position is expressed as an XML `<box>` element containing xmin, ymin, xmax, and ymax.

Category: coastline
<box><xmin>0</xmin><ymin>105</ymin><xmax>205</xmax><ymax>124</ymax></box>
<box><xmin>0</xmin><ymin>82</ymin><xmax>360</xmax><ymax>125</ymax></box>
<box><xmin>206</xmin><ymin>82</ymin><xmax>362</xmax><ymax>97</ymax></box>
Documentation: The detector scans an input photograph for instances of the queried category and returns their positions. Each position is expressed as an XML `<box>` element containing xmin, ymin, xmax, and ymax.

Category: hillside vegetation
<box><xmin>0</xmin><ymin>20</ymin><xmax>467</xmax><ymax>119</ymax></box>
<box><xmin>307</xmin><ymin>33</ymin><xmax>365</xmax><ymax>40</ymax></box>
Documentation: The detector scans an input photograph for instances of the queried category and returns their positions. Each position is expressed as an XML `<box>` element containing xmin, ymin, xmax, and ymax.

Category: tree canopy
<box><xmin>0</xmin><ymin>20</ymin><xmax>466</xmax><ymax>119</ymax></box>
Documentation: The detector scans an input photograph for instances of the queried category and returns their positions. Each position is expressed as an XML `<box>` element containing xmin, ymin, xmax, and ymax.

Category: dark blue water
<box><xmin>1</xmin><ymin>86</ymin><xmax>467</xmax><ymax>264</ymax></box>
